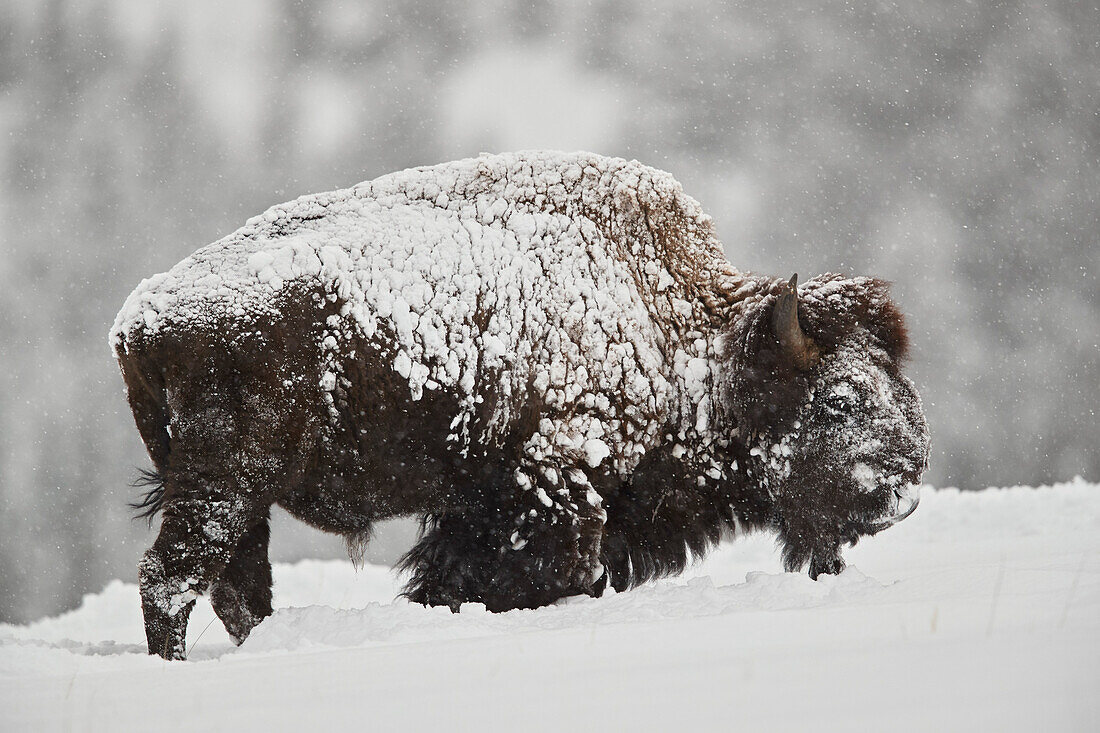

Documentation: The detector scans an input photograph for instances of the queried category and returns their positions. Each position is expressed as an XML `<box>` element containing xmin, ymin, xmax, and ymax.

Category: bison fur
<box><xmin>110</xmin><ymin>152</ymin><xmax>930</xmax><ymax>659</ymax></box>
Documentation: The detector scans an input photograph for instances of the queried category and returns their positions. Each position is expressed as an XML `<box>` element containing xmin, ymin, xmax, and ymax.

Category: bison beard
<box><xmin>110</xmin><ymin>152</ymin><xmax>930</xmax><ymax>659</ymax></box>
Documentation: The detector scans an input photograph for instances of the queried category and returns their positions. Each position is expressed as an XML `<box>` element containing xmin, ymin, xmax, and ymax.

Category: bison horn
<box><xmin>773</xmin><ymin>274</ymin><xmax>820</xmax><ymax>370</ymax></box>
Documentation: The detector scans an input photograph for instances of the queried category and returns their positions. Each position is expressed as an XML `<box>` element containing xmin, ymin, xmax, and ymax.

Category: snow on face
<box><xmin>850</xmin><ymin>463</ymin><xmax>878</xmax><ymax>493</ymax></box>
<box><xmin>110</xmin><ymin>152</ymin><xmax>740</xmax><ymax>475</ymax></box>
<box><xmin>799</xmin><ymin>340</ymin><xmax>930</xmax><ymax>525</ymax></box>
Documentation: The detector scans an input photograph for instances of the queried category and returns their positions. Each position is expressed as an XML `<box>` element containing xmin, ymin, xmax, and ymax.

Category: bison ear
<box><xmin>772</xmin><ymin>274</ymin><xmax>821</xmax><ymax>370</ymax></box>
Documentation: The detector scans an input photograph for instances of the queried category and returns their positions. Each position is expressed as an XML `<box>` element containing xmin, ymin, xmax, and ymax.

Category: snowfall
<box><xmin>2</xmin><ymin>480</ymin><xmax>1097</xmax><ymax>732</ymax></box>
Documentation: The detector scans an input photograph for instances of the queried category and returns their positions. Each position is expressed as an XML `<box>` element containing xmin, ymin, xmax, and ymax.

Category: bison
<box><xmin>111</xmin><ymin>151</ymin><xmax>929</xmax><ymax>660</ymax></box>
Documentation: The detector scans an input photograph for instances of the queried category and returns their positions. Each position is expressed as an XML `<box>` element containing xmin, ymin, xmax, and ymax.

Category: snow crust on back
<box><xmin>110</xmin><ymin>151</ymin><xmax>742</xmax><ymax>471</ymax></box>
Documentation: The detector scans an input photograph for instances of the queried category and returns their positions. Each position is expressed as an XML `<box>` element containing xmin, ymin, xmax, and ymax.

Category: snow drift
<box><xmin>3</xmin><ymin>480</ymin><xmax>1098</xmax><ymax>731</ymax></box>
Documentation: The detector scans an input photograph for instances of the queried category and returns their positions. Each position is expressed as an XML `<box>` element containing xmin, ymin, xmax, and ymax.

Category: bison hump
<box><xmin>109</xmin><ymin>151</ymin><xmax>729</xmax><ymax>463</ymax></box>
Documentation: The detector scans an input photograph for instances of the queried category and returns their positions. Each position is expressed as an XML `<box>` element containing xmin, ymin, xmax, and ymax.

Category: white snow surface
<box><xmin>3</xmin><ymin>480</ymin><xmax>1098</xmax><ymax>731</ymax></box>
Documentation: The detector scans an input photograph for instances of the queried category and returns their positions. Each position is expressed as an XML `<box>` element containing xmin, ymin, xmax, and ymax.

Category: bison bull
<box><xmin>111</xmin><ymin>151</ymin><xmax>929</xmax><ymax>659</ymax></box>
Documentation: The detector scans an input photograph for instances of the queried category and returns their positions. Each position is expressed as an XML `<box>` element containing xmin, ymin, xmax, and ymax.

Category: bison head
<box><xmin>724</xmin><ymin>274</ymin><xmax>930</xmax><ymax>578</ymax></box>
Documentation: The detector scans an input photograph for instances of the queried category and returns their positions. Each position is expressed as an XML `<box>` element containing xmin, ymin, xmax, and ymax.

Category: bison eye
<box><xmin>821</xmin><ymin>391</ymin><xmax>858</xmax><ymax>415</ymax></box>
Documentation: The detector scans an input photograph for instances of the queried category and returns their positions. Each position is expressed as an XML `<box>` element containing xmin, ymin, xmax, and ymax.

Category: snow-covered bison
<box><xmin>111</xmin><ymin>151</ymin><xmax>929</xmax><ymax>659</ymax></box>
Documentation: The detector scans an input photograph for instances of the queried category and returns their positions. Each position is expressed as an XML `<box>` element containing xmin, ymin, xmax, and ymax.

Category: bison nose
<box><xmin>891</xmin><ymin>485</ymin><xmax>920</xmax><ymax>521</ymax></box>
<box><xmin>866</xmin><ymin>484</ymin><xmax>920</xmax><ymax>533</ymax></box>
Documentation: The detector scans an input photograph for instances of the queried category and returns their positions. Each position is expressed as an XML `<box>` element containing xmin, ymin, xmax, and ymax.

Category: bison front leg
<box><xmin>139</xmin><ymin>494</ymin><xmax>265</xmax><ymax>660</ymax></box>
<box><xmin>778</xmin><ymin>520</ymin><xmax>847</xmax><ymax>580</ymax></box>
<box><xmin>210</xmin><ymin>513</ymin><xmax>273</xmax><ymax>645</ymax></box>
<box><xmin>402</xmin><ymin>460</ymin><xmax>606</xmax><ymax>612</ymax></box>
<box><xmin>399</xmin><ymin>510</ymin><xmax>496</xmax><ymax>611</ymax></box>
<box><xmin>483</xmin><ymin>462</ymin><xmax>607</xmax><ymax>611</ymax></box>
<box><xmin>808</xmin><ymin>546</ymin><xmax>846</xmax><ymax>580</ymax></box>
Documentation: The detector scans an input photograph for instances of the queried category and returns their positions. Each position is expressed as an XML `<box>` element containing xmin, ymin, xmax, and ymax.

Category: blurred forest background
<box><xmin>1</xmin><ymin>0</ymin><xmax>1097</xmax><ymax>624</ymax></box>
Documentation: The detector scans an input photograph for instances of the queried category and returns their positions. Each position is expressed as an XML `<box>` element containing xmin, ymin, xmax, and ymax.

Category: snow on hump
<box><xmin>109</xmin><ymin>151</ymin><xmax>732</xmax><ymax>461</ymax></box>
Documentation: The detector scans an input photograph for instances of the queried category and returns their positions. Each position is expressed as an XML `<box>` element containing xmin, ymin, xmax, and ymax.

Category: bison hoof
<box><xmin>808</xmin><ymin>551</ymin><xmax>846</xmax><ymax>580</ymax></box>
<box><xmin>587</xmin><ymin>564</ymin><xmax>609</xmax><ymax>598</ymax></box>
<box><xmin>144</xmin><ymin>616</ymin><xmax>189</xmax><ymax>660</ymax></box>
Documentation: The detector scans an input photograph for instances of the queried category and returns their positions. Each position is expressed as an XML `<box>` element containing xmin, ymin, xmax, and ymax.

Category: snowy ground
<box><xmin>3</xmin><ymin>480</ymin><xmax>1098</xmax><ymax>731</ymax></box>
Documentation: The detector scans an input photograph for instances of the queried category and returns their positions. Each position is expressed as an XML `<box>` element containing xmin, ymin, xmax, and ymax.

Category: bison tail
<box><xmin>116</xmin><ymin>346</ymin><xmax>173</xmax><ymax>524</ymax></box>
<box><xmin>130</xmin><ymin>467</ymin><xmax>168</xmax><ymax>524</ymax></box>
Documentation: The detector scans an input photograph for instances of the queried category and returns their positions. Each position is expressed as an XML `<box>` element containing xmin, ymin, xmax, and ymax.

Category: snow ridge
<box><xmin>3</xmin><ymin>480</ymin><xmax>1098</xmax><ymax>733</ymax></box>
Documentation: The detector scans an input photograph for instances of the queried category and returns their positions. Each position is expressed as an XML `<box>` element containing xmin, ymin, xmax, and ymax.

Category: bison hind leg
<box><xmin>210</xmin><ymin>514</ymin><xmax>274</xmax><ymax>645</ymax></box>
<box><xmin>133</xmin><ymin>341</ymin><xmax>329</xmax><ymax>657</ymax></box>
<box><xmin>140</xmin><ymin>491</ymin><xmax>269</xmax><ymax>660</ymax></box>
